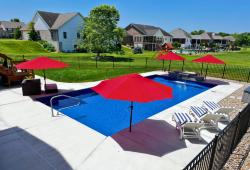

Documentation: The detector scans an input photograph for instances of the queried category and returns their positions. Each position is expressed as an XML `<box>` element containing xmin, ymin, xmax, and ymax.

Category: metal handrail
<box><xmin>50</xmin><ymin>94</ymin><xmax>81</xmax><ymax>116</ymax></box>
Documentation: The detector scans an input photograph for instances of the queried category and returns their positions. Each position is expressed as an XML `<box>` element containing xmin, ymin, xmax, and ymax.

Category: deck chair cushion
<box><xmin>203</xmin><ymin>101</ymin><xmax>221</xmax><ymax>111</ymax></box>
<box><xmin>190</xmin><ymin>106</ymin><xmax>208</xmax><ymax>118</ymax></box>
<box><xmin>174</xmin><ymin>112</ymin><xmax>194</xmax><ymax>125</ymax></box>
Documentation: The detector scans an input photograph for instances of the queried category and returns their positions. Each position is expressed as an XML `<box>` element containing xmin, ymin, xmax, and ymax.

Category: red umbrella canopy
<box><xmin>192</xmin><ymin>54</ymin><xmax>225</xmax><ymax>65</ymax></box>
<box><xmin>16</xmin><ymin>56</ymin><xmax>69</xmax><ymax>70</ymax></box>
<box><xmin>158</xmin><ymin>51</ymin><xmax>186</xmax><ymax>61</ymax></box>
<box><xmin>92</xmin><ymin>74</ymin><xmax>173</xmax><ymax>103</ymax></box>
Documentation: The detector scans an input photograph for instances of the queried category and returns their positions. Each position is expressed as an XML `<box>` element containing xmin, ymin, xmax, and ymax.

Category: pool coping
<box><xmin>0</xmin><ymin>71</ymin><xmax>244</xmax><ymax>170</ymax></box>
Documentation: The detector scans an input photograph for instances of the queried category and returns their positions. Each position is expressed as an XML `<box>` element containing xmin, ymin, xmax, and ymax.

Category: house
<box><xmin>170</xmin><ymin>28</ymin><xmax>192</xmax><ymax>48</ymax></box>
<box><xmin>0</xmin><ymin>21</ymin><xmax>24</xmax><ymax>38</ymax></box>
<box><xmin>124</xmin><ymin>23</ymin><xmax>172</xmax><ymax>51</ymax></box>
<box><xmin>191</xmin><ymin>32</ymin><xmax>236</xmax><ymax>49</ymax></box>
<box><xmin>224</xmin><ymin>36</ymin><xmax>236</xmax><ymax>45</ymax></box>
<box><xmin>21</xmin><ymin>11</ymin><xmax>84</xmax><ymax>52</ymax></box>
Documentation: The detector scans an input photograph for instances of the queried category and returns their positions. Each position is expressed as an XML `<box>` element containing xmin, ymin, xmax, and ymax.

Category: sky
<box><xmin>0</xmin><ymin>0</ymin><xmax>249</xmax><ymax>33</ymax></box>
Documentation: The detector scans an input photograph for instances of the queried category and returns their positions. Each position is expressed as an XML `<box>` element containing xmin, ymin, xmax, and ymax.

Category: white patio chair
<box><xmin>172</xmin><ymin>112</ymin><xmax>204</xmax><ymax>140</ymax></box>
<box><xmin>203</xmin><ymin>101</ymin><xmax>233</xmax><ymax>119</ymax></box>
<box><xmin>190</xmin><ymin>106</ymin><xmax>229</xmax><ymax>130</ymax></box>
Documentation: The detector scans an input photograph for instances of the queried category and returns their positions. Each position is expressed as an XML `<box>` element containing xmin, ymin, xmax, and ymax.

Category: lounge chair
<box><xmin>190</xmin><ymin>106</ymin><xmax>229</xmax><ymax>130</ymax></box>
<box><xmin>0</xmin><ymin>53</ymin><xmax>33</xmax><ymax>86</ymax></box>
<box><xmin>172</xmin><ymin>112</ymin><xmax>204</xmax><ymax>140</ymax></box>
<box><xmin>203</xmin><ymin>101</ymin><xmax>233</xmax><ymax>118</ymax></box>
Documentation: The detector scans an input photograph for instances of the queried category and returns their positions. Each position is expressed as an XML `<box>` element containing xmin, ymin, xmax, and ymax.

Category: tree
<box><xmin>14</xmin><ymin>27</ymin><xmax>21</xmax><ymax>39</ymax></box>
<box><xmin>191</xmin><ymin>30</ymin><xmax>205</xmax><ymax>35</ymax></box>
<box><xmin>218</xmin><ymin>32</ymin><xmax>230</xmax><ymax>37</ymax></box>
<box><xmin>78</xmin><ymin>5</ymin><xmax>125</xmax><ymax>56</ymax></box>
<box><xmin>172</xmin><ymin>42</ymin><xmax>181</xmax><ymax>49</ymax></box>
<box><xmin>28</xmin><ymin>22</ymin><xmax>39</xmax><ymax>41</ymax></box>
<box><xmin>10</xmin><ymin>18</ymin><xmax>20</xmax><ymax>22</ymax></box>
<box><xmin>234</xmin><ymin>33</ymin><xmax>250</xmax><ymax>47</ymax></box>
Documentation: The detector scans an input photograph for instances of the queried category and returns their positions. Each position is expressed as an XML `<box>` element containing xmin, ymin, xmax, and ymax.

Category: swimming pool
<box><xmin>37</xmin><ymin>75</ymin><xmax>216</xmax><ymax>136</ymax></box>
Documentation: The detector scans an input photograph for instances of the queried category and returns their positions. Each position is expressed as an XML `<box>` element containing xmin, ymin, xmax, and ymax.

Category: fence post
<box><xmin>112</xmin><ymin>57</ymin><xmax>115</xmax><ymax>68</ymax></box>
<box><xmin>247</xmin><ymin>70</ymin><xmax>250</xmax><ymax>82</ymax></box>
<box><xmin>145</xmin><ymin>57</ymin><xmax>148</xmax><ymax>68</ymax></box>
<box><xmin>222</xmin><ymin>64</ymin><xmax>226</xmax><ymax>79</ymax></box>
<box><xmin>95</xmin><ymin>57</ymin><xmax>98</xmax><ymax>68</ymax></box>
<box><xmin>78</xmin><ymin>56</ymin><xmax>80</xmax><ymax>69</ymax></box>
<box><xmin>208</xmin><ymin>135</ymin><xmax>219</xmax><ymax>170</ymax></box>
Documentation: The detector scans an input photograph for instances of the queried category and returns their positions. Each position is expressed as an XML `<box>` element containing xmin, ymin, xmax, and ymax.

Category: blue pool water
<box><xmin>37</xmin><ymin>76</ymin><xmax>215</xmax><ymax>136</ymax></box>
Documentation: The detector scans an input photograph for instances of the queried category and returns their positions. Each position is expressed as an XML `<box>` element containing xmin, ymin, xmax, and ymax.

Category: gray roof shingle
<box><xmin>51</xmin><ymin>13</ymin><xmax>78</xmax><ymax>29</ymax></box>
<box><xmin>127</xmin><ymin>23</ymin><xmax>172</xmax><ymax>37</ymax></box>
<box><xmin>37</xmin><ymin>11</ymin><xmax>60</xmax><ymax>28</ymax></box>
<box><xmin>36</xmin><ymin>11</ymin><xmax>82</xmax><ymax>30</ymax></box>
<box><xmin>171</xmin><ymin>28</ymin><xmax>192</xmax><ymax>39</ymax></box>
<box><xmin>224</xmin><ymin>36</ymin><xmax>236</xmax><ymax>41</ymax></box>
<box><xmin>199</xmin><ymin>32</ymin><xmax>212</xmax><ymax>40</ymax></box>
<box><xmin>0</xmin><ymin>21</ymin><xmax>25</xmax><ymax>29</ymax></box>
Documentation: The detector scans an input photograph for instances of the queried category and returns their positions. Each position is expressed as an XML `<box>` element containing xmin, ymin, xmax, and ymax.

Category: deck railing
<box><xmin>184</xmin><ymin>104</ymin><xmax>250</xmax><ymax>170</ymax></box>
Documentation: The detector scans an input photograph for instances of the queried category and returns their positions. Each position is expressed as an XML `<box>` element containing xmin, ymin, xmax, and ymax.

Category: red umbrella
<box><xmin>192</xmin><ymin>54</ymin><xmax>226</xmax><ymax>78</ymax></box>
<box><xmin>157</xmin><ymin>52</ymin><xmax>186</xmax><ymax>71</ymax></box>
<box><xmin>16</xmin><ymin>56</ymin><xmax>69</xmax><ymax>84</ymax></box>
<box><xmin>92</xmin><ymin>74</ymin><xmax>173</xmax><ymax>132</ymax></box>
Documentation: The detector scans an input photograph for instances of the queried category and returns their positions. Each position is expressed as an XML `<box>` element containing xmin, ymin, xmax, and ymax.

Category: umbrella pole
<box><xmin>129</xmin><ymin>101</ymin><xmax>134</xmax><ymax>132</ymax></box>
<box><xmin>162</xmin><ymin>60</ymin><xmax>165</xmax><ymax>71</ymax></box>
<box><xmin>182</xmin><ymin>60</ymin><xmax>185</xmax><ymax>72</ymax></box>
<box><xmin>168</xmin><ymin>60</ymin><xmax>172</xmax><ymax>71</ymax></box>
<box><xmin>43</xmin><ymin>70</ymin><xmax>46</xmax><ymax>85</ymax></box>
<box><xmin>205</xmin><ymin>64</ymin><xmax>209</xmax><ymax>79</ymax></box>
<box><xmin>201</xmin><ymin>63</ymin><xmax>204</xmax><ymax>75</ymax></box>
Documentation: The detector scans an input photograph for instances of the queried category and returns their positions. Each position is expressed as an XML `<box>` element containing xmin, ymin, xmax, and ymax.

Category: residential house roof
<box><xmin>20</xmin><ymin>11</ymin><xmax>83</xmax><ymax>31</ymax></box>
<box><xmin>50</xmin><ymin>12</ymin><xmax>79</xmax><ymax>29</ymax></box>
<box><xmin>170</xmin><ymin>28</ymin><xmax>192</xmax><ymax>39</ymax></box>
<box><xmin>20</xmin><ymin>24</ymin><xmax>30</xmax><ymax>31</ymax></box>
<box><xmin>37</xmin><ymin>11</ymin><xmax>60</xmax><ymax>28</ymax></box>
<box><xmin>0</xmin><ymin>21</ymin><xmax>25</xmax><ymax>29</ymax></box>
<box><xmin>207</xmin><ymin>32</ymin><xmax>223</xmax><ymax>40</ymax></box>
<box><xmin>224</xmin><ymin>36</ymin><xmax>236</xmax><ymax>42</ymax></box>
<box><xmin>126</xmin><ymin>23</ymin><xmax>172</xmax><ymax>37</ymax></box>
<box><xmin>199</xmin><ymin>32</ymin><xmax>212</xmax><ymax>40</ymax></box>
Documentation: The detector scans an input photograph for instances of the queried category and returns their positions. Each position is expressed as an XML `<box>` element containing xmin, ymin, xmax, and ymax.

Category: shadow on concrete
<box><xmin>204</xmin><ymin>79</ymin><xmax>230</xmax><ymax>85</ymax></box>
<box><xmin>112</xmin><ymin>119</ymin><xmax>187</xmax><ymax>157</ymax></box>
<box><xmin>0</xmin><ymin>127</ymin><xmax>72</xmax><ymax>170</ymax></box>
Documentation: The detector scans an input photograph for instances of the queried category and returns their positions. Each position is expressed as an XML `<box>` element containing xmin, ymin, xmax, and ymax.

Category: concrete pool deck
<box><xmin>0</xmin><ymin>71</ymin><xmax>244</xmax><ymax>170</ymax></box>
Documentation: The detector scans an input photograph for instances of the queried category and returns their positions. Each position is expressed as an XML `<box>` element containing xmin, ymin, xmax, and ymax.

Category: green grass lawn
<box><xmin>1</xmin><ymin>39</ymin><xmax>250</xmax><ymax>82</ymax></box>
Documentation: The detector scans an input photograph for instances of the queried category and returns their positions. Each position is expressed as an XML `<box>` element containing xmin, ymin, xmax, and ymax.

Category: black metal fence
<box><xmin>16</xmin><ymin>55</ymin><xmax>250</xmax><ymax>82</ymax></box>
<box><xmin>183</xmin><ymin>104</ymin><xmax>250</xmax><ymax>170</ymax></box>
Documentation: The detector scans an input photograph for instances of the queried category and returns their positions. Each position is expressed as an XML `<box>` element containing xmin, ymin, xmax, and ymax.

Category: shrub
<box><xmin>172</xmin><ymin>42</ymin><xmax>181</xmax><ymax>49</ymax></box>
<box><xmin>28</xmin><ymin>22</ymin><xmax>39</xmax><ymax>41</ymax></box>
<box><xmin>14</xmin><ymin>27</ymin><xmax>21</xmax><ymax>39</ymax></box>
<box><xmin>38</xmin><ymin>40</ymin><xmax>55</xmax><ymax>52</ymax></box>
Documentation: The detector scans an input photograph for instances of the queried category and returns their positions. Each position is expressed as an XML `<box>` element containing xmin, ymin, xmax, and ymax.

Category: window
<box><xmin>77</xmin><ymin>32</ymin><xmax>80</xmax><ymax>39</ymax></box>
<box><xmin>63</xmin><ymin>32</ymin><xmax>67</xmax><ymax>39</ymax></box>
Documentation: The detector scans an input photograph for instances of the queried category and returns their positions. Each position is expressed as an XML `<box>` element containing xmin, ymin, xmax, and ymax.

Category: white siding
<box><xmin>163</xmin><ymin>36</ymin><xmax>172</xmax><ymax>43</ymax></box>
<box><xmin>58</xmin><ymin>15</ymin><xmax>83</xmax><ymax>52</ymax></box>
<box><xmin>154</xmin><ymin>30</ymin><xmax>165</xmax><ymax>37</ymax></box>
<box><xmin>154</xmin><ymin>30</ymin><xmax>172</xmax><ymax>43</ymax></box>
<box><xmin>22</xmin><ymin>30</ymin><xmax>29</xmax><ymax>40</ymax></box>
<box><xmin>33</xmin><ymin>14</ymin><xmax>49</xmax><ymax>31</ymax></box>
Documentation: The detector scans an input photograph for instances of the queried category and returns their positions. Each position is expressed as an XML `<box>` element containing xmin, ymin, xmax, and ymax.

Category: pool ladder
<box><xmin>50</xmin><ymin>94</ymin><xmax>81</xmax><ymax>117</ymax></box>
